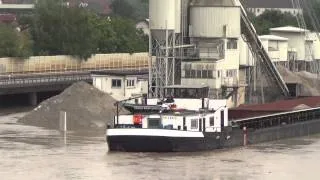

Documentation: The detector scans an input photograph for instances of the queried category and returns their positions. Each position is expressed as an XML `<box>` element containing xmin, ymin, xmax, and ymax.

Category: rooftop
<box><xmin>245</xmin><ymin>0</ymin><xmax>297</xmax><ymax>9</ymax></box>
<box><xmin>270</xmin><ymin>26</ymin><xmax>309</xmax><ymax>33</ymax></box>
<box><xmin>259</xmin><ymin>35</ymin><xmax>288</xmax><ymax>41</ymax></box>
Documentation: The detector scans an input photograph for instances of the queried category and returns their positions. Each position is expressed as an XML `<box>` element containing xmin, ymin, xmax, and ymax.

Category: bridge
<box><xmin>0</xmin><ymin>69</ymin><xmax>148</xmax><ymax>106</ymax></box>
<box><xmin>0</xmin><ymin>53</ymin><xmax>149</xmax><ymax>106</ymax></box>
<box><xmin>0</xmin><ymin>72</ymin><xmax>91</xmax><ymax>106</ymax></box>
<box><xmin>0</xmin><ymin>72</ymin><xmax>92</xmax><ymax>95</ymax></box>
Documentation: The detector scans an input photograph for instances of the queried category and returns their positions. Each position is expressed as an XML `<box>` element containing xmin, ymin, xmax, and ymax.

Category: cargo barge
<box><xmin>106</xmin><ymin>86</ymin><xmax>320</xmax><ymax>152</ymax></box>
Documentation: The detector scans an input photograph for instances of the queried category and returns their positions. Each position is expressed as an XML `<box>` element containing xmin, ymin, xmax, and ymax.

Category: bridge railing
<box><xmin>0</xmin><ymin>72</ymin><xmax>92</xmax><ymax>88</ymax></box>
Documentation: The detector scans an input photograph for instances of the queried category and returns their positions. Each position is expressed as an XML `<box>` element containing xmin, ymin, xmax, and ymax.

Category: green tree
<box><xmin>303</xmin><ymin>0</ymin><xmax>320</xmax><ymax>31</ymax></box>
<box><xmin>21</xmin><ymin>0</ymin><xmax>148</xmax><ymax>59</ymax></box>
<box><xmin>96</xmin><ymin>17</ymin><xmax>148</xmax><ymax>53</ymax></box>
<box><xmin>31</xmin><ymin>0</ymin><xmax>99</xmax><ymax>60</ymax></box>
<box><xmin>0</xmin><ymin>24</ymin><xmax>32</xmax><ymax>58</ymax></box>
<box><xmin>111</xmin><ymin>0</ymin><xmax>134</xmax><ymax>20</ymax></box>
<box><xmin>250</xmin><ymin>10</ymin><xmax>298</xmax><ymax>35</ymax></box>
<box><xmin>111</xmin><ymin>0</ymin><xmax>149</xmax><ymax>21</ymax></box>
<box><xmin>129</xmin><ymin>0</ymin><xmax>149</xmax><ymax>21</ymax></box>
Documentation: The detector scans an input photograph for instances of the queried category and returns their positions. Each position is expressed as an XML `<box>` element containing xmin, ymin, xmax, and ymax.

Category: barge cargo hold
<box><xmin>107</xmin><ymin>105</ymin><xmax>320</xmax><ymax>152</ymax></box>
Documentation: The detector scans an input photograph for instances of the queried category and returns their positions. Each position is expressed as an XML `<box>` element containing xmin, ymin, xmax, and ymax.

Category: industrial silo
<box><xmin>148</xmin><ymin>0</ymin><xmax>182</xmax><ymax>98</ymax></box>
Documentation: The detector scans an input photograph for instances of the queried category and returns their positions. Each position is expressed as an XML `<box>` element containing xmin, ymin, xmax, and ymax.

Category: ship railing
<box><xmin>232</xmin><ymin>107</ymin><xmax>320</xmax><ymax>130</ymax></box>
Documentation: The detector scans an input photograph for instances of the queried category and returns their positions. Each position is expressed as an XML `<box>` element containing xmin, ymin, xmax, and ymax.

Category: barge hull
<box><xmin>107</xmin><ymin>136</ymin><xmax>209</xmax><ymax>152</ymax></box>
<box><xmin>107</xmin><ymin>119</ymin><xmax>320</xmax><ymax>152</ymax></box>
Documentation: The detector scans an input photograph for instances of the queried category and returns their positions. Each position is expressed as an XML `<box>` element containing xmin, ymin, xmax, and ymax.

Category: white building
<box><xmin>239</xmin><ymin>25</ymin><xmax>320</xmax><ymax>73</ymax></box>
<box><xmin>259</xmin><ymin>35</ymin><xmax>289</xmax><ymax>65</ymax></box>
<box><xmin>270</xmin><ymin>26</ymin><xmax>313</xmax><ymax>62</ymax></box>
<box><xmin>91</xmin><ymin>71</ymin><xmax>148</xmax><ymax>101</ymax></box>
<box><xmin>245</xmin><ymin>0</ymin><xmax>302</xmax><ymax>16</ymax></box>
<box><xmin>182</xmin><ymin>6</ymin><xmax>241</xmax><ymax>94</ymax></box>
<box><xmin>309</xmin><ymin>32</ymin><xmax>320</xmax><ymax>60</ymax></box>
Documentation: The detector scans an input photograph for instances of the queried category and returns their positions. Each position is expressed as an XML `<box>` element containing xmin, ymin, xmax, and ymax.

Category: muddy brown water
<box><xmin>0</xmin><ymin>112</ymin><xmax>320</xmax><ymax>180</ymax></box>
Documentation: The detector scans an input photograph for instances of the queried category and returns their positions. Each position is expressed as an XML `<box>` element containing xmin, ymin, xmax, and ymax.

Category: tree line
<box><xmin>0</xmin><ymin>0</ymin><xmax>148</xmax><ymax>59</ymax></box>
<box><xmin>248</xmin><ymin>0</ymin><xmax>320</xmax><ymax>35</ymax></box>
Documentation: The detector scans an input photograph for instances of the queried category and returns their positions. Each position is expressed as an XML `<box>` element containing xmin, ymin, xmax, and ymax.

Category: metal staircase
<box><xmin>236</xmin><ymin>2</ymin><xmax>290</xmax><ymax>97</ymax></box>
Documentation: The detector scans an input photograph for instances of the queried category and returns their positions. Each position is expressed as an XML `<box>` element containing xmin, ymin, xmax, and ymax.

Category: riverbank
<box><xmin>0</xmin><ymin>107</ymin><xmax>33</xmax><ymax>116</ymax></box>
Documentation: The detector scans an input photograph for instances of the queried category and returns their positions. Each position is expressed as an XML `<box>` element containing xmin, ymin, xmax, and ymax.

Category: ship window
<box><xmin>148</xmin><ymin>118</ymin><xmax>161</xmax><ymax>129</ymax></box>
<box><xmin>112</xmin><ymin>79</ymin><xmax>121</xmax><ymax>88</ymax></box>
<box><xmin>191</xmin><ymin>119</ymin><xmax>198</xmax><ymax>129</ymax></box>
<box><xmin>210</xmin><ymin>117</ymin><xmax>215</xmax><ymax>126</ymax></box>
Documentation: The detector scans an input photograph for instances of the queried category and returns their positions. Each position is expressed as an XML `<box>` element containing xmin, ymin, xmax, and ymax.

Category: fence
<box><xmin>0</xmin><ymin>53</ymin><xmax>149</xmax><ymax>75</ymax></box>
<box><xmin>0</xmin><ymin>72</ymin><xmax>92</xmax><ymax>89</ymax></box>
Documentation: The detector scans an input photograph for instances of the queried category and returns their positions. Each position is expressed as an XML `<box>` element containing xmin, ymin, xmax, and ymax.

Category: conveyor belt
<box><xmin>234</xmin><ymin>0</ymin><xmax>290</xmax><ymax>97</ymax></box>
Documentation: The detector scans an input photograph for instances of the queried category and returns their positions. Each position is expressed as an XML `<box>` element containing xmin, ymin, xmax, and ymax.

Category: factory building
<box><xmin>258</xmin><ymin>35</ymin><xmax>289</xmax><ymax>67</ymax></box>
<box><xmin>91</xmin><ymin>71</ymin><xmax>148</xmax><ymax>101</ymax></box>
<box><xmin>182</xmin><ymin>5</ymin><xmax>241</xmax><ymax>94</ymax></box>
<box><xmin>265</xmin><ymin>26</ymin><xmax>319</xmax><ymax>73</ymax></box>
<box><xmin>149</xmin><ymin>0</ymin><xmax>248</xmax><ymax>107</ymax></box>
<box><xmin>148</xmin><ymin>0</ymin><xmax>320</xmax><ymax>107</ymax></box>
<box><xmin>244</xmin><ymin>0</ymin><xmax>303</xmax><ymax>16</ymax></box>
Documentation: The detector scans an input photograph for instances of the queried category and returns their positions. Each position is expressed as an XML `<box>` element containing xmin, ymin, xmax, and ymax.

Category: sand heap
<box><xmin>19</xmin><ymin>81</ymin><xmax>128</xmax><ymax>131</ymax></box>
<box><xmin>277</xmin><ymin>66</ymin><xmax>320</xmax><ymax>96</ymax></box>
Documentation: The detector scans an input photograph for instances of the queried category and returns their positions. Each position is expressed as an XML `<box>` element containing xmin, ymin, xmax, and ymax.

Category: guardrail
<box><xmin>0</xmin><ymin>72</ymin><xmax>92</xmax><ymax>89</ymax></box>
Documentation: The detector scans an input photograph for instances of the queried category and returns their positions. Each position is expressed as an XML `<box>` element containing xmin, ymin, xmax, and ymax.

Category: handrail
<box><xmin>0</xmin><ymin>73</ymin><xmax>92</xmax><ymax>88</ymax></box>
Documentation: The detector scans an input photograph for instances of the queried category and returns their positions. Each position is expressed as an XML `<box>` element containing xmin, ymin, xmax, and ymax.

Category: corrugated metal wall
<box><xmin>190</xmin><ymin>7</ymin><xmax>241</xmax><ymax>38</ymax></box>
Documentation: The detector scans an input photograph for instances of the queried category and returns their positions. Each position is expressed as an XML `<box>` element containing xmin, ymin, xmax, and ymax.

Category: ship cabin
<box><xmin>113</xmin><ymin>84</ymin><xmax>229</xmax><ymax>133</ymax></box>
<box><xmin>113</xmin><ymin>108</ymin><xmax>229</xmax><ymax>133</ymax></box>
<box><xmin>163</xmin><ymin>85</ymin><xmax>209</xmax><ymax>99</ymax></box>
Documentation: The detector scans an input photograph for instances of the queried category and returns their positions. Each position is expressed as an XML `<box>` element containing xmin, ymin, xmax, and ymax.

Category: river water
<box><xmin>0</xmin><ymin>112</ymin><xmax>319</xmax><ymax>180</ymax></box>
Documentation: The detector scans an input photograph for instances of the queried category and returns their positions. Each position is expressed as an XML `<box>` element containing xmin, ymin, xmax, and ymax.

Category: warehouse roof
<box><xmin>270</xmin><ymin>26</ymin><xmax>309</xmax><ymax>33</ymax></box>
<box><xmin>259</xmin><ymin>35</ymin><xmax>288</xmax><ymax>41</ymax></box>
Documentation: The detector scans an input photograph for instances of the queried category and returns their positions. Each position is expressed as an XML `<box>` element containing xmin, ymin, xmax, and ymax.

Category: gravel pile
<box><xmin>277</xmin><ymin>66</ymin><xmax>320</xmax><ymax>96</ymax></box>
<box><xmin>19</xmin><ymin>82</ymin><xmax>128</xmax><ymax>131</ymax></box>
